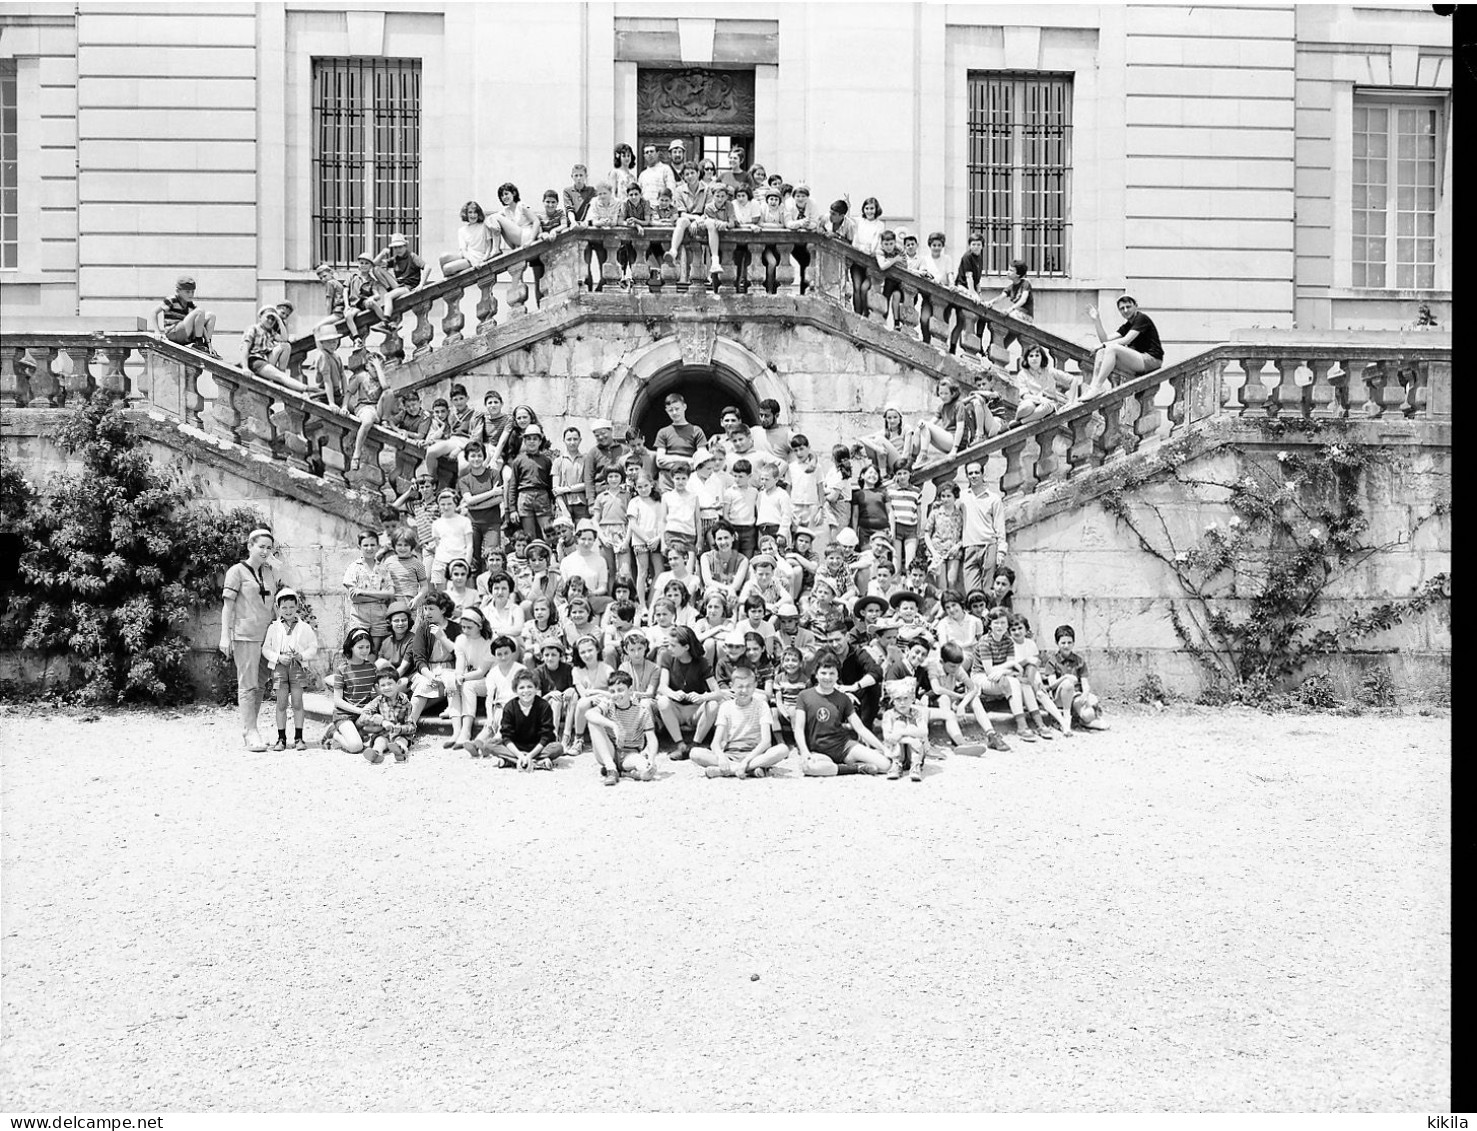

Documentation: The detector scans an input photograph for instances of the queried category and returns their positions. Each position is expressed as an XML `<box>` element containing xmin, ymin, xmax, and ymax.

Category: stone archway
<box><xmin>599</xmin><ymin>331</ymin><xmax>795</xmax><ymax>445</ymax></box>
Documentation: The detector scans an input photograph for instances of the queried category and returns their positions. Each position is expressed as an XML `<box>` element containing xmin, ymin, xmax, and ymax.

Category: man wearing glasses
<box><xmin>958</xmin><ymin>463</ymin><xmax>1007</xmax><ymax>596</ymax></box>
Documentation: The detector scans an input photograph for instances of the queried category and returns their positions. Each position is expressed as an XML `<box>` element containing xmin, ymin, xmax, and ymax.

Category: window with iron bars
<box><xmin>967</xmin><ymin>72</ymin><xmax>1072</xmax><ymax>277</ymax></box>
<box><xmin>313</xmin><ymin>57</ymin><xmax>421</xmax><ymax>269</ymax></box>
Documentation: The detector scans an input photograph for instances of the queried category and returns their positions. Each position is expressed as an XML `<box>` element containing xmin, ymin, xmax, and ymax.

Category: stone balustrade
<box><xmin>295</xmin><ymin>227</ymin><xmax>1098</xmax><ymax>388</ymax></box>
<box><xmin>1</xmin><ymin>332</ymin><xmax>426</xmax><ymax>500</ymax></box>
<box><xmin>913</xmin><ymin>342</ymin><xmax>1452</xmax><ymax>500</ymax></box>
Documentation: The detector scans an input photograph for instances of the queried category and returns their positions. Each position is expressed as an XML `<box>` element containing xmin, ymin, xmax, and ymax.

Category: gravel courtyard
<box><xmin>0</xmin><ymin>704</ymin><xmax>1449</xmax><ymax>1113</ymax></box>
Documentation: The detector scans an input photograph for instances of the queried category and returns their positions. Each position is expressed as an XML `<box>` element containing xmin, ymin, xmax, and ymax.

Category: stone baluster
<box><xmin>505</xmin><ymin>254</ymin><xmax>531</xmax><ymax>314</ymax></box>
<box><xmin>596</xmin><ymin>234</ymin><xmax>622</xmax><ymax>291</ymax></box>
<box><xmin>1235</xmin><ymin>357</ymin><xmax>1268</xmax><ymax>417</ymax></box>
<box><xmin>440</xmin><ymin>283</ymin><xmax>467</xmax><ymax>346</ymax></box>
<box><xmin>286</xmin><ymin>345</ymin><xmax>309</xmax><ymax>391</ymax></box>
<box><xmin>391</xmin><ymin>441</ymin><xmax>424</xmax><ymax>495</ymax></box>
<box><xmin>208</xmin><ymin>367</ymin><xmax>244</xmax><ymax>445</ymax></box>
<box><xmin>1166</xmin><ymin>367</ymin><xmax>1191</xmax><ymax>430</ymax></box>
<box><xmin>745</xmin><ymin>239</ymin><xmax>767</xmax><ymax>294</ymax></box>
<box><xmin>774</xmin><ymin>241</ymin><xmax>796</xmax><ymax>293</ymax></box>
<box><xmin>352</xmin><ymin>430</ymin><xmax>388</xmax><ymax>495</ymax></box>
<box><xmin>808</xmin><ymin>239</ymin><xmax>847</xmax><ymax>304</ymax></box>
<box><xmin>312</xmin><ymin>411</ymin><xmax>356</xmax><ymax>487</ymax></box>
<box><xmin>1361</xmin><ymin>361</ymin><xmax>1403</xmax><ymax>418</ymax></box>
<box><xmin>180</xmin><ymin>361</ymin><xmax>205</xmax><ymax>427</ymax></box>
<box><xmin>1131</xmin><ymin>382</ymin><xmax>1164</xmax><ymax>448</ymax></box>
<box><xmin>1396</xmin><ymin>363</ymin><xmax>1426</xmax><ymax>418</ymax></box>
<box><xmin>475</xmin><ymin>272</ymin><xmax>501</xmax><ymax>335</ymax></box>
<box><xmin>377</xmin><ymin>317</ymin><xmax>406</xmax><ymax>364</ymax></box>
<box><xmin>1218</xmin><ymin>358</ymin><xmax>1246</xmax><ymax>413</ymax></box>
<box><xmin>99</xmin><ymin>346</ymin><xmax>135</xmax><ymax>401</ymax></box>
<box><xmin>59</xmin><ymin>346</ymin><xmax>97</xmax><ymax>405</ymax></box>
<box><xmin>0</xmin><ymin>348</ymin><xmax>32</xmax><ymax>408</ymax></box>
<box><xmin>1066</xmin><ymin>410</ymin><xmax>1102</xmax><ymax>475</ymax></box>
<box><xmin>1099</xmin><ymin>398</ymin><xmax>1126</xmax><ymax>461</ymax></box>
<box><xmin>896</xmin><ymin>277</ymin><xmax>920</xmax><ymax>329</ymax></box>
<box><xmin>211</xmin><ymin>371</ymin><xmax>276</xmax><ymax>457</ymax></box>
<box><xmin>26</xmin><ymin>346</ymin><xmax>60</xmax><ymax>406</ymax></box>
<box><xmin>1309</xmin><ymin>359</ymin><xmax>1348</xmax><ymax>420</ymax></box>
<box><xmin>999</xmin><ymin>434</ymin><xmax>1031</xmax><ymax>498</ymax></box>
<box><xmin>409</xmin><ymin>299</ymin><xmax>436</xmax><ymax>358</ymax></box>
<box><xmin>630</xmin><ymin>235</ymin><xmax>657</xmax><ymax>291</ymax></box>
<box><xmin>1273</xmin><ymin>360</ymin><xmax>1311</xmax><ymax>420</ymax></box>
<box><xmin>1032</xmin><ymin>419</ymin><xmax>1071</xmax><ymax>487</ymax></box>
<box><xmin>268</xmin><ymin>398</ymin><xmax>317</xmax><ymax>472</ymax></box>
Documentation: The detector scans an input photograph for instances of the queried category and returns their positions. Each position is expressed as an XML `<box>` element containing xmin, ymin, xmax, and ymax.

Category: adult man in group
<box><xmin>654</xmin><ymin>392</ymin><xmax>706</xmax><ymax>491</ymax></box>
<box><xmin>664</xmin><ymin>137</ymin><xmax>688</xmax><ymax>174</ymax></box>
<box><xmin>638</xmin><ymin>142</ymin><xmax>678</xmax><ymax>202</ymax></box>
<box><xmin>1086</xmin><ymin>293</ymin><xmax>1163</xmax><ymax>397</ymax></box>
<box><xmin>749</xmin><ymin>397</ymin><xmax>792</xmax><ymax>458</ymax></box>
<box><xmin>959</xmin><ymin>461</ymin><xmax>1007</xmax><ymax>596</ymax></box>
<box><xmin>581</xmin><ymin>418</ymin><xmax>629</xmax><ymax>508</ymax></box>
<box><xmin>824</xmin><ymin>620</ymin><xmax>883</xmax><ymax>733</ymax></box>
<box><xmin>219</xmin><ymin>528</ymin><xmax>285</xmax><ymax>752</ymax></box>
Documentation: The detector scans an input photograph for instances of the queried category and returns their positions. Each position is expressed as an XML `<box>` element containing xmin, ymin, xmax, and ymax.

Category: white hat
<box><xmin>592</xmin><ymin>418</ymin><xmax>614</xmax><ymax>431</ymax></box>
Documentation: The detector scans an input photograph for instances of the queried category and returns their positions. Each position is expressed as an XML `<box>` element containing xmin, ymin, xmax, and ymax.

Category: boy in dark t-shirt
<box><xmin>793</xmin><ymin>654</ymin><xmax>890</xmax><ymax>776</ymax></box>
<box><xmin>1086</xmin><ymin>294</ymin><xmax>1164</xmax><ymax>397</ymax></box>
<box><xmin>949</xmin><ymin>233</ymin><xmax>988</xmax><ymax>355</ymax></box>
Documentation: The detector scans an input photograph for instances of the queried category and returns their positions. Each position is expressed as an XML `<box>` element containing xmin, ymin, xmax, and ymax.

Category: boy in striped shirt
<box><xmin>886</xmin><ymin>465</ymin><xmax>923</xmax><ymax>573</ymax></box>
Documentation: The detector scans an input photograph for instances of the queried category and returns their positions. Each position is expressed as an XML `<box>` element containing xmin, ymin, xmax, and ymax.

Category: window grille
<box><xmin>1</xmin><ymin>60</ymin><xmax>18</xmax><ymax>271</ymax></box>
<box><xmin>312</xmin><ymin>57</ymin><xmax>421</xmax><ymax>268</ymax></box>
<box><xmin>967</xmin><ymin>72</ymin><xmax>1072</xmax><ymax>276</ymax></box>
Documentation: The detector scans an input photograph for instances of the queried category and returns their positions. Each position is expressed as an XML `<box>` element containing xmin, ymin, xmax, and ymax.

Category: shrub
<box><xmin>0</xmin><ymin>393</ymin><xmax>267</xmax><ymax>705</ymax></box>
<box><xmin>1358</xmin><ymin>666</ymin><xmax>1398</xmax><ymax>709</ymax></box>
<box><xmin>1135</xmin><ymin>672</ymin><xmax>1170</xmax><ymax>705</ymax></box>
<box><xmin>1295</xmin><ymin>672</ymin><xmax>1341</xmax><ymax>710</ymax></box>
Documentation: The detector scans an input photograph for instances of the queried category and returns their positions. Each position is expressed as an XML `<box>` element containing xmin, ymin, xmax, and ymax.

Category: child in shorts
<box><xmin>1041</xmin><ymin>624</ymin><xmax>1109</xmax><ymax>731</ymax></box>
<box><xmin>358</xmin><ymin>661</ymin><xmax>417</xmax><ymax>763</ymax></box>
<box><xmin>880</xmin><ymin>678</ymin><xmax>932</xmax><ymax>781</ymax></box>
<box><xmin>768</xmin><ymin>645</ymin><xmax>811</xmax><ymax>739</ymax></box>
<box><xmin>585</xmin><ymin>669</ymin><xmax>659</xmax><ymax>784</ymax></box>
<box><xmin>534</xmin><ymin>640</ymin><xmax>577</xmax><ymax>738</ymax></box>
<box><xmin>692</xmin><ymin>665</ymin><xmax>789</xmax><ymax>779</ymax></box>
<box><xmin>469</xmin><ymin>669</ymin><xmax>566</xmax><ymax>770</ymax></box>
<box><xmin>1011</xmin><ymin>614</ymin><xmax>1071</xmax><ymax>734</ymax></box>
<box><xmin>618</xmin><ymin>629</ymin><xmax>662</xmax><ymax>702</ymax></box>
<box><xmin>261</xmin><ymin>588</ymin><xmax>318</xmax><ymax>751</ymax></box>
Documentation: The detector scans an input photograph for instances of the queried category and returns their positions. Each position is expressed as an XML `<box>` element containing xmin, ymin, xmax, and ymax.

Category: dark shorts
<box><xmin>517</xmin><ymin>490</ymin><xmax>553</xmax><ymax>517</ymax></box>
<box><xmin>665</xmin><ymin>532</ymin><xmax>696</xmax><ymax>556</ymax></box>
<box><xmin>893</xmin><ymin>523</ymin><xmax>917</xmax><ymax>540</ymax></box>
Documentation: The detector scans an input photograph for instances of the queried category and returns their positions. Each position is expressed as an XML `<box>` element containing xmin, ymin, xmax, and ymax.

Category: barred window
<box><xmin>1</xmin><ymin>60</ymin><xmax>17</xmax><ymax>271</ymax></box>
<box><xmin>967</xmin><ymin>72</ymin><xmax>1072</xmax><ymax>277</ymax></box>
<box><xmin>312</xmin><ymin>57</ymin><xmax>422</xmax><ymax>268</ymax></box>
<box><xmin>1353</xmin><ymin>93</ymin><xmax>1443</xmax><ymax>290</ymax></box>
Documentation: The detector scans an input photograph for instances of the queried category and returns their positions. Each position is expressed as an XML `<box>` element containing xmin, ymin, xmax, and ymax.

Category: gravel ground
<box><xmin>0</xmin><ymin>703</ymin><xmax>1449</xmax><ymax>1112</ymax></box>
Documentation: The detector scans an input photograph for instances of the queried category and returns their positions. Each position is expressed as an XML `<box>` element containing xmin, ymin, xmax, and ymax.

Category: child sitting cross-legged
<box><xmin>585</xmin><ymin>669</ymin><xmax>659</xmax><ymax>785</ymax></box>
<box><xmin>357</xmin><ymin>660</ymin><xmax>417</xmax><ymax>764</ymax></box>
<box><xmin>467</xmin><ymin>669</ymin><xmax>566</xmax><ymax>769</ymax></box>
<box><xmin>692</xmin><ymin>664</ymin><xmax>790</xmax><ymax>780</ymax></box>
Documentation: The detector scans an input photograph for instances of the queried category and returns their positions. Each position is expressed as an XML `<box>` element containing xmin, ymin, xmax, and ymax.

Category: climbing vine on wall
<box><xmin>1098</xmin><ymin>418</ymin><xmax>1449</xmax><ymax>705</ymax></box>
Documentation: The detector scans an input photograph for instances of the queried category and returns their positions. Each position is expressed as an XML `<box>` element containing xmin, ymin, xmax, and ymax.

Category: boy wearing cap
<box><xmin>504</xmin><ymin>424</ymin><xmax>557</xmax><ymax>541</ymax></box>
<box><xmin>261</xmin><ymin>588</ymin><xmax>318</xmax><ymax>751</ymax></box>
<box><xmin>152</xmin><ymin>276</ymin><xmax>219</xmax><ymax>358</ymax></box>
<box><xmin>358</xmin><ymin>662</ymin><xmax>417</xmax><ymax>764</ymax></box>
<box><xmin>737</xmin><ymin>553</ymin><xmax>787</xmax><ymax>610</ymax></box>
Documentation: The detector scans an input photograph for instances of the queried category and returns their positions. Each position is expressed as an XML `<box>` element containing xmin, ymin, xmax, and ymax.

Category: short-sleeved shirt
<box><xmin>606</xmin><ymin>699</ymin><xmax>655</xmax><ymax>750</ymax></box>
<box><xmin>1117</xmin><ymin>311</ymin><xmax>1163</xmax><ymax>360</ymax></box>
<box><xmin>459</xmin><ymin>466</ymin><xmax>502</xmax><ymax>520</ymax></box>
<box><xmin>955</xmin><ymin>251</ymin><xmax>985</xmax><ymax>292</ymax></box>
<box><xmin>797</xmin><ymin>687</ymin><xmax>856</xmax><ymax>761</ymax></box>
<box><xmin>662</xmin><ymin>652</ymin><xmax>711</xmax><ymax>695</ymax></box>
<box><xmin>1004</xmin><ymin>277</ymin><xmax>1034</xmax><ymax>319</ymax></box>
<box><xmin>333</xmin><ymin>658</ymin><xmax>379</xmax><ymax>721</ymax></box>
<box><xmin>563</xmin><ymin>184</ymin><xmax>596</xmax><ymax>222</ymax></box>
<box><xmin>718</xmin><ymin>695</ymin><xmax>766</xmax><ymax>751</ymax></box>
<box><xmin>655</xmin><ymin>422</ymin><xmax>706</xmax><ymax>483</ymax></box>
<box><xmin>535</xmin><ymin>661</ymin><xmax>575</xmax><ymax>695</ymax></box>
<box><xmin>383</xmin><ymin>553</ymin><xmax>427</xmax><ymax>602</ymax></box>
<box><xmin>1042</xmin><ymin>649</ymin><xmax>1089</xmax><ymax>683</ymax></box>
<box><xmin>223</xmin><ymin>561</ymin><xmax>278</xmax><ymax>642</ymax></box>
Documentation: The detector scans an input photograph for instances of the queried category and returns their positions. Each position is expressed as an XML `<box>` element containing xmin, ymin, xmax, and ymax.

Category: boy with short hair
<box><xmin>261</xmin><ymin>588</ymin><xmax>318</xmax><ymax>751</ymax></box>
<box><xmin>585</xmin><ymin>669</ymin><xmax>659</xmax><ymax>784</ymax></box>
<box><xmin>874</xmin><ymin>229</ymin><xmax>908</xmax><ymax>327</ymax></box>
<box><xmin>793</xmin><ymin>654</ymin><xmax>891</xmax><ymax>776</ymax></box>
<box><xmin>1041</xmin><ymin>624</ymin><xmax>1109</xmax><ymax>731</ymax></box>
<box><xmin>458</xmin><ymin>441</ymin><xmax>506</xmax><ymax>571</ymax></box>
<box><xmin>358</xmin><ymin>661</ymin><xmax>416</xmax><ymax>763</ymax></box>
<box><xmin>721</xmin><ymin>458</ymin><xmax>760</xmax><ymax>556</ymax></box>
<box><xmin>562</xmin><ymin>163</ymin><xmax>596</xmax><ymax>225</ymax></box>
<box><xmin>469</xmin><ymin>670</ymin><xmax>566</xmax><ymax>769</ymax></box>
<box><xmin>430</xmin><ymin>488</ymin><xmax>474</xmax><ymax>588</ymax></box>
<box><xmin>885</xmin><ymin>465</ymin><xmax>922</xmax><ymax>572</ymax></box>
<box><xmin>950</xmin><ymin>232</ymin><xmax>989</xmax><ymax>355</ymax></box>
<box><xmin>693</xmin><ymin>665</ymin><xmax>789</xmax><ymax>779</ymax></box>
<box><xmin>973</xmin><ymin>607</ymin><xmax>1052</xmax><ymax>742</ymax></box>
<box><xmin>662</xmin><ymin>464</ymin><xmax>703</xmax><ymax>568</ymax></box>
<box><xmin>755</xmin><ymin>465</ymin><xmax>794</xmax><ymax>544</ymax></box>
<box><xmin>152</xmin><ymin>275</ymin><xmax>219</xmax><ymax>357</ymax></box>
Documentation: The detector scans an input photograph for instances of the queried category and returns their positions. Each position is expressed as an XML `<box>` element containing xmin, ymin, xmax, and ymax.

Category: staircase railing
<box><xmin>292</xmin><ymin>226</ymin><xmax>1097</xmax><ymax>389</ymax></box>
<box><xmin>911</xmin><ymin>342</ymin><xmax>1451</xmax><ymax>499</ymax></box>
<box><xmin>1</xmin><ymin>332</ymin><xmax>426</xmax><ymax>497</ymax></box>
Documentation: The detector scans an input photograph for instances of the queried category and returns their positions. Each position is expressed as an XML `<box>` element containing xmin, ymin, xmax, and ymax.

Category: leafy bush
<box><xmin>0</xmin><ymin>393</ymin><xmax>267</xmax><ymax>704</ymax></box>
<box><xmin>1358</xmin><ymin>666</ymin><xmax>1398</xmax><ymax>709</ymax></box>
<box><xmin>1295</xmin><ymin>672</ymin><xmax>1341</xmax><ymax>710</ymax></box>
<box><xmin>1135</xmin><ymin>672</ymin><xmax>1171</xmax><ymax>705</ymax></box>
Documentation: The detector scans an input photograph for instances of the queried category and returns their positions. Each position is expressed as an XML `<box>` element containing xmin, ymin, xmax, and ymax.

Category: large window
<box><xmin>312</xmin><ymin>57</ymin><xmax>421</xmax><ymax>268</ymax></box>
<box><xmin>967</xmin><ymin>72</ymin><xmax>1072</xmax><ymax>277</ymax></box>
<box><xmin>1353</xmin><ymin>93</ymin><xmax>1442</xmax><ymax>290</ymax></box>
<box><xmin>1</xmin><ymin>60</ymin><xmax>17</xmax><ymax>271</ymax></box>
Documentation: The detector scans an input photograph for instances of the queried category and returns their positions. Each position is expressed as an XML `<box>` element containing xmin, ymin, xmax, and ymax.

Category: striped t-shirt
<box><xmin>607</xmin><ymin>700</ymin><xmax>654</xmax><ymax>751</ymax></box>
<box><xmin>333</xmin><ymin>659</ymin><xmax>380</xmax><ymax>721</ymax></box>
<box><xmin>886</xmin><ymin>484</ymin><xmax>922</xmax><ymax>529</ymax></box>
